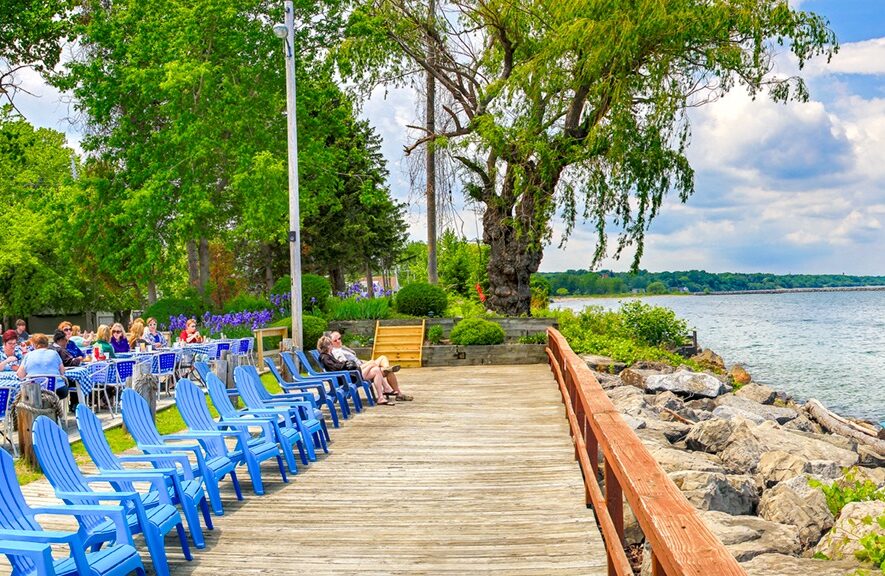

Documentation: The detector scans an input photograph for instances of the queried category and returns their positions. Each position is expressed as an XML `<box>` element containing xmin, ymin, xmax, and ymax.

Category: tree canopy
<box><xmin>340</xmin><ymin>0</ymin><xmax>837</xmax><ymax>314</ymax></box>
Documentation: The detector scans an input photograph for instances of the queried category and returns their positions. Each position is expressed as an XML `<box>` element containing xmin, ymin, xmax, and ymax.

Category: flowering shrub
<box><xmin>163</xmin><ymin>309</ymin><xmax>274</xmax><ymax>337</ymax></box>
<box><xmin>336</xmin><ymin>281</ymin><xmax>393</xmax><ymax>299</ymax></box>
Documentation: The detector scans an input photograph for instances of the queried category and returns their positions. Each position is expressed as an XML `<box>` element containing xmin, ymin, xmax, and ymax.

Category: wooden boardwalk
<box><xmin>12</xmin><ymin>365</ymin><xmax>607</xmax><ymax>575</ymax></box>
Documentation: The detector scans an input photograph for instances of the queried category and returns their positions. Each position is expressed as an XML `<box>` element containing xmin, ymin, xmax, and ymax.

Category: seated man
<box><xmin>317</xmin><ymin>335</ymin><xmax>394</xmax><ymax>406</ymax></box>
<box><xmin>50</xmin><ymin>329</ymin><xmax>86</xmax><ymax>368</ymax></box>
<box><xmin>329</xmin><ymin>331</ymin><xmax>413</xmax><ymax>401</ymax></box>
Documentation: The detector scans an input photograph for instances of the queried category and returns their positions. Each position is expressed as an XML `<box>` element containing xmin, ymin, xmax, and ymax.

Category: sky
<box><xmin>11</xmin><ymin>0</ymin><xmax>885</xmax><ymax>275</ymax></box>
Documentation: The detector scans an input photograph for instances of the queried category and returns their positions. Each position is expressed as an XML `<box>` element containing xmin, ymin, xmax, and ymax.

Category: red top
<box><xmin>179</xmin><ymin>330</ymin><xmax>203</xmax><ymax>344</ymax></box>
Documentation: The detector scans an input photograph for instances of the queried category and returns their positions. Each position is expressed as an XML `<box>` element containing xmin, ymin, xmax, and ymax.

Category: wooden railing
<box><xmin>545</xmin><ymin>328</ymin><xmax>745</xmax><ymax>576</ymax></box>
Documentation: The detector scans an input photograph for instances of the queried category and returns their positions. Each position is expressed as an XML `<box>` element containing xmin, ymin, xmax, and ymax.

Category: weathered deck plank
<box><xmin>10</xmin><ymin>364</ymin><xmax>607</xmax><ymax>575</ymax></box>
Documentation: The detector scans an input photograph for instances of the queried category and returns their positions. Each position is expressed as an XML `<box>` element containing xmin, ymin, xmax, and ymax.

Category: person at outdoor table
<box><xmin>92</xmin><ymin>324</ymin><xmax>116</xmax><ymax>360</ymax></box>
<box><xmin>50</xmin><ymin>329</ymin><xmax>85</xmax><ymax>367</ymax></box>
<box><xmin>109</xmin><ymin>322</ymin><xmax>130</xmax><ymax>353</ymax></box>
<box><xmin>57</xmin><ymin>321</ymin><xmax>86</xmax><ymax>360</ymax></box>
<box><xmin>69</xmin><ymin>325</ymin><xmax>87</xmax><ymax>348</ymax></box>
<box><xmin>329</xmin><ymin>331</ymin><xmax>412</xmax><ymax>401</ymax></box>
<box><xmin>144</xmin><ymin>317</ymin><xmax>168</xmax><ymax>348</ymax></box>
<box><xmin>179</xmin><ymin>319</ymin><xmax>203</xmax><ymax>344</ymax></box>
<box><xmin>317</xmin><ymin>335</ymin><xmax>394</xmax><ymax>405</ymax></box>
<box><xmin>17</xmin><ymin>333</ymin><xmax>68</xmax><ymax>399</ymax></box>
<box><xmin>15</xmin><ymin>319</ymin><xmax>29</xmax><ymax>343</ymax></box>
<box><xmin>0</xmin><ymin>330</ymin><xmax>22</xmax><ymax>372</ymax></box>
<box><xmin>128</xmin><ymin>321</ymin><xmax>151</xmax><ymax>351</ymax></box>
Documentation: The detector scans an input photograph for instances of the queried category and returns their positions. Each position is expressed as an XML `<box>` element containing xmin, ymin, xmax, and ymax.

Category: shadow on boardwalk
<box><xmin>14</xmin><ymin>365</ymin><xmax>608</xmax><ymax>575</ymax></box>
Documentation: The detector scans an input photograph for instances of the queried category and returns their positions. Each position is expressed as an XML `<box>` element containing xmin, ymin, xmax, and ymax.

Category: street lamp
<box><xmin>273</xmin><ymin>1</ymin><xmax>303</xmax><ymax>350</ymax></box>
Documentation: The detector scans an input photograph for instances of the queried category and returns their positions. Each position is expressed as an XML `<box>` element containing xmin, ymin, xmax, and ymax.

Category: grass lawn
<box><xmin>13</xmin><ymin>373</ymin><xmax>284</xmax><ymax>486</ymax></box>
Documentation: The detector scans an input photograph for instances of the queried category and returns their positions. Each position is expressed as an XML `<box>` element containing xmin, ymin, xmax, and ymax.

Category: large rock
<box><xmin>700</xmin><ymin>510</ymin><xmax>801</xmax><ymax>561</ymax></box>
<box><xmin>734</xmin><ymin>382</ymin><xmax>776</xmax><ymax>405</ymax></box>
<box><xmin>757</xmin><ymin>451</ymin><xmax>811</xmax><ymax>488</ymax></box>
<box><xmin>758</xmin><ymin>475</ymin><xmax>834</xmax><ymax>548</ymax></box>
<box><xmin>607</xmin><ymin>385</ymin><xmax>653</xmax><ymax>417</ymax></box>
<box><xmin>591</xmin><ymin>370</ymin><xmax>623</xmax><ymax>390</ymax></box>
<box><xmin>668</xmin><ymin>471</ymin><xmax>757</xmax><ymax>515</ymax></box>
<box><xmin>685</xmin><ymin>418</ymin><xmax>736</xmax><ymax>454</ymax></box>
<box><xmin>641</xmin><ymin>418</ymin><xmax>691</xmax><ymax>443</ymax></box>
<box><xmin>644</xmin><ymin>370</ymin><xmax>729</xmax><ymax>398</ymax></box>
<box><xmin>716</xmin><ymin>394</ymin><xmax>799</xmax><ymax>424</ymax></box>
<box><xmin>581</xmin><ymin>354</ymin><xmax>627</xmax><ymax>374</ymax></box>
<box><xmin>692</xmin><ymin>348</ymin><xmax>726</xmax><ymax>371</ymax></box>
<box><xmin>712</xmin><ymin>405</ymin><xmax>767</xmax><ymax>425</ymax></box>
<box><xmin>814</xmin><ymin>500</ymin><xmax>885</xmax><ymax>561</ymax></box>
<box><xmin>619</xmin><ymin>367</ymin><xmax>661</xmax><ymax>389</ymax></box>
<box><xmin>719</xmin><ymin>420</ymin><xmax>858</xmax><ymax>474</ymax></box>
<box><xmin>728</xmin><ymin>364</ymin><xmax>752</xmax><ymax>386</ymax></box>
<box><xmin>741</xmin><ymin>553</ymin><xmax>862</xmax><ymax>576</ymax></box>
<box><xmin>858</xmin><ymin>445</ymin><xmax>885</xmax><ymax>468</ymax></box>
<box><xmin>648</xmin><ymin>445</ymin><xmax>726</xmax><ymax>474</ymax></box>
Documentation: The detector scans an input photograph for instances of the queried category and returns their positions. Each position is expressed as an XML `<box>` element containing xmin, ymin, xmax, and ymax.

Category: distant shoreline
<box><xmin>551</xmin><ymin>285</ymin><xmax>885</xmax><ymax>300</ymax></box>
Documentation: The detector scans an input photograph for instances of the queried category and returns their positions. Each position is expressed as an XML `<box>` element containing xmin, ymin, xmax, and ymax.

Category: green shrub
<box><xmin>619</xmin><ymin>300</ymin><xmax>688</xmax><ymax>348</ymax></box>
<box><xmin>302</xmin><ymin>273</ymin><xmax>331</xmax><ymax>311</ymax></box>
<box><xmin>855</xmin><ymin>515</ymin><xmax>885</xmax><ymax>572</ymax></box>
<box><xmin>326</xmin><ymin>296</ymin><xmax>391</xmax><ymax>320</ymax></box>
<box><xmin>223</xmin><ymin>293</ymin><xmax>271</xmax><ymax>313</ymax></box>
<box><xmin>808</xmin><ymin>468</ymin><xmax>885</xmax><ymax>517</ymax></box>
<box><xmin>270</xmin><ymin>315</ymin><xmax>327</xmax><ymax>350</ymax></box>
<box><xmin>646</xmin><ymin>281</ymin><xmax>668</xmax><ymax>295</ymax></box>
<box><xmin>518</xmin><ymin>332</ymin><xmax>548</xmax><ymax>344</ymax></box>
<box><xmin>145</xmin><ymin>296</ymin><xmax>203</xmax><ymax>325</ymax></box>
<box><xmin>530</xmin><ymin>275</ymin><xmax>551</xmax><ymax>309</ymax></box>
<box><xmin>446</xmin><ymin>294</ymin><xmax>489</xmax><ymax>318</ymax></box>
<box><xmin>450</xmin><ymin>318</ymin><xmax>505</xmax><ymax>345</ymax></box>
<box><xmin>396</xmin><ymin>282</ymin><xmax>448</xmax><ymax>316</ymax></box>
<box><xmin>427</xmin><ymin>324</ymin><xmax>443</xmax><ymax>344</ymax></box>
<box><xmin>271</xmin><ymin>275</ymin><xmax>291</xmax><ymax>296</ymax></box>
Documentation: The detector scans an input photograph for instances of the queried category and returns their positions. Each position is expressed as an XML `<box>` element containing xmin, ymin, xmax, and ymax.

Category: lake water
<box><xmin>552</xmin><ymin>291</ymin><xmax>885</xmax><ymax>423</ymax></box>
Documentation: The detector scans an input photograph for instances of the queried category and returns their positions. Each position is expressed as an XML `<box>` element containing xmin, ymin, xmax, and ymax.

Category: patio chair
<box><xmin>175</xmin><ymin>378</ymin><xmax>288</xmax><ymax>495</ymax></box>
<box><xmin>86</xmin><ymin>362</ymin><xmax>115</xmax><ymax>413</ymax></box>
<box><xmin>0</xmin><ymin>449</ymin><xmax>146</xmax><ymax>576</ymax></box>
<box><xmin>121</xmin><ymin>389</ymin><xmax>243</xmax><ymax>516</ymax></box>
<box><xmin>32</xmin><ymin>417</ymin><xmax>191</xmax><ymax>576</ymax></box>
<box><xmin>235</xmin><ymin>337</ymin><xmax>255</xmax><ymax>364</ymax></box>
<box><xmin>0</xmin><ymin>384</ymin><xmax>18</xmax><ymax>456</ymax></box>
<box><xmin>205</xmin><ymin>372</ymin><xmax>308</xmax><ymax>473</ymax></box>
<box><xmin>153</xmin><ymin>352</ymin><xmax>178</xmax><ymax>396</ymax></box>
<box><xmin>298</xmin><ymin>349</ymin><xmax>369</xmax><ymax>411</ymax></box>
<box><xmin>76</xmin><ymin>405</ymin><xmax>213</xmax><ymax>549</ymax></box>
<box><xmin>233</xmin><ymin>366</ymin><xmax>329</xmax><ymax>462</ymax></box>
<box><xmin>280</xmin><ymin>352</ymin><xmax>354</xmax><ymax>415</ymax></box>
<box><xmin>264</xmin><ymin>357</ymin><xmax>341</xmax><ymax>427</ymax></box>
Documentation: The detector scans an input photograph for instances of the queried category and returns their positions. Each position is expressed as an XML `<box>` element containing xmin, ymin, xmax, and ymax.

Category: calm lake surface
<box><xmin>552</xmin><ymin>291</ymin><xmax>885</xmax><ymax>423</ymax></box>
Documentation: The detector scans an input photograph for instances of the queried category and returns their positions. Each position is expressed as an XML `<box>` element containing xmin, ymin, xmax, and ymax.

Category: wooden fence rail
<box><xmin>546</xmin><ymin>328</ymin><xmax>745</xmax><ymax>576</ymax></box>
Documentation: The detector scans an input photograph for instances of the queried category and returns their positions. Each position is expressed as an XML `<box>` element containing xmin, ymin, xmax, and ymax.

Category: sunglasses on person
<box><xmin>112</xmin><ymin>330</ymin><xmax>122</xmax><ymax>334</ymax></box>
<box><xmin>63</xmin><ymin>327</ymin><xmax>72</xmax><ymax>332</ymax></box>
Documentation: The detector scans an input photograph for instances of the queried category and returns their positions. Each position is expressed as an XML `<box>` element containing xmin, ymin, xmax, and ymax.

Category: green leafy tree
<box><xmin>341</xmin><ymin>0</ymin><xmax>836</xmax><ymax>315</ymax></box>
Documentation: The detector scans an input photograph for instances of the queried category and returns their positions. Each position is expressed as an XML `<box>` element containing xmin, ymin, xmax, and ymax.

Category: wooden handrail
<box><xmin>546</xmin><ymin>328</ymin><xmax>745</xmax><ymax>576</ymax></box>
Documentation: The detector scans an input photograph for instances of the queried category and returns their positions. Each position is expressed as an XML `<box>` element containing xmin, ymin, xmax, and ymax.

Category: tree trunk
<box><xmin>365</xmin><ymin>261</ymin><xmax>375</xmax><ymax>298</ymax></box>
<box><xmin>482</xmin><ymin>164</ymin><xmax>549</xmax><ymax>316</ymax></box>
<box><xmin>263</xmin><ymin>242</ymin><xmax>274</xmax><ymax>294</ymax></box>
<box><xmin>186</xmin><ymin>240</ymin><xmax>199</xmax><ymax>289</ymax></box>
<box><xmin>198</xmin><ymin>237</ymin><xmax>210</xmax><ymax>296</ymax></box>
<box><xmin>330</xmin><ymin>268</ymin><xmax>345</xmax><ymax>294</ymax></box>
<box><xmin>147</xmin><ymin>279</ymin><xmax>157</xmax><ymax>305</ymax></box>
<box><xmin>425</xmin><ymin>0</ymin><xmax>439</xmax><ymax>285</ymax></box>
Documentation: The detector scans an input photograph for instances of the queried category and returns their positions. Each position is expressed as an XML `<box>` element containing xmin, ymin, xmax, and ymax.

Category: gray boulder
<box><xmin>712</xmin><ymin>405</ymin><xmax>767</xmax><ymax>425</ymax></box>
<box><xmin>757</xmin><ymin>451</ymin><xmax>810</xmax><ymax>489</ymax></box>
<box><xmin>719</xmin><ymin>420</ymin><xmax>858</xmax><ymax>474</ymax></box>
<box><xmin>758</xmin><ymin>475</ymin><xmax>834</xmax><ymax>548</ymax></box>
<box><xmin>716</xmin><ymin>394</ymin><xmax>799</xmax><ymax>424</ymax></box>
<box><xmin>619</xmin><ymin>367</ymin><xmax>660</xmax><ymax>389</ymax></box>
<box><xmin>648</xmin><ymin>446</ymin><xmax>726</xmax><ymax>474</ymax></box>
<box><xmin>858</xmin><ymin>445</ymin><xmax>885</xmax><ymax>468</ymax></box>
<box><xmin>814</xmin><ymin>500</ymin><xmax>885</xmax><ymax>561</ymax></box>
<box><xmin>581</xmin><ymin>354</ymin><xmax>626</xmax><ymax>374</ymax></box>
<box><xmin>700</xmin><ymin>510</ymin><xmax>801</xmax><ymax>561</ymax></box>
<box><xmin>782</xmin><ymin>412</ymin><xmax>821</xmax><ymax>433</ymax></box>
<box><xmin>668</xmin><ymin>471</ymin><xmax>757</xmax><ymax>515</ymax></box>
<box><xmin>644</xmin><ymin>370</ymin><xmax>729</xmax><ymax>398</ymax></box>
<box><xmin>685</xmin><ymin>418</ymin><xmax>736</xmax><ymax>454</ymax></box>
<box><xmin>641</xmin><ymin>418</ymin><xmax>691</xmax><ymax>443</ymax></box>
<box><xmin>607</xmin><ymin>385</ymin><xmax>653</xmax><ymax>417</ymax></box>
<box><xmin>734</xmin><ymin>382</ymin><xmax>776</xmax><ymax>405</ymax></box>
<box><xmin>741</xmin><ymin>553</ymin><xmax>862</xmax><ymax>576</ymax></box>
<box><xmin>591</xmin><ymin>370</ymin><xmax>623</xmax><ymax>390</ymax></box>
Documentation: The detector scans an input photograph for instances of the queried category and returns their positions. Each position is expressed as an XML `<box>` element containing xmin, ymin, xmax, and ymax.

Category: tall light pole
<box><xmin>273</xmin><ymin>0</ymin><xmax>303</xmax><ymax>350</ymax></box>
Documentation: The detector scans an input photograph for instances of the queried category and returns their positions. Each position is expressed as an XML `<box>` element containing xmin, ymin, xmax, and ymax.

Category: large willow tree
<box><xmin>341</xmin><ymin>0</ymin><xmax>836</xmax><ymax>314</ymax></box>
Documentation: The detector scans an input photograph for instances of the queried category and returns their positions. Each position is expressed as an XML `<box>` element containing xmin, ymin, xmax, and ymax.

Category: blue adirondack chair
<box><xmin>300</xmin><ymin>349</ymin><xmax>371</xmax><ymax>410</ymax></box>
<box><xmin>175</xmin><ymin>378</ymin><xmax>289</xmax><ymax>494</ymax></box>
<box><xmin>76</xmin><ymin>404</ymin><xmax>214</xmax><ymax>549</ymax></box>
<box><xmin>120</xmin><ymin>389</ymin><xmax>243</xmax><ymax>516</ymax></box>
<box><xmin>266</xmin><ymin>356</ymin><xmax>343</xmax><ymax>426</ymax></box>
<box><xmin>32</xmin><ymin>417</ymin><xmax>191</xmax><ymax>576</ymax></box>
<box><xmin>0</xmin><ymin>449</ymin><xmax>146</xmax><ymax>576</ymax></box>
<box><xmin>193</xmin><ymin>361</ymin><xmax>211</xmax><ymax>386</ymax></box>
<box><xmin>205</xmin><ymin>372</ymin><xmax>309</xmax><ymax>472</ymax></box>
<box><xmin>281</xmin><ymin>351</ymin><xmax>353</xmax><ymax>413</ymax></box>
<box><xmin>233</xmin><ymin>366</ymin><xmax>329</xmax><ymax>462</ymax></box>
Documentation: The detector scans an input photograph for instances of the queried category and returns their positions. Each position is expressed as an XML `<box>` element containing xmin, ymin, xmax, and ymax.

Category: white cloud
<box><xmin>808</xmin><ymin>37</ymin><xmax>885</xmax><ymax>76</ymax></box>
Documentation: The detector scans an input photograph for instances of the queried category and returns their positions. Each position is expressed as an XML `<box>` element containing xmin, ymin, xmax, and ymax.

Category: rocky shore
<box><xmin>583</xmin><ymin>349</ymin><xmax>885</xmax><ymax>576</ymax></box>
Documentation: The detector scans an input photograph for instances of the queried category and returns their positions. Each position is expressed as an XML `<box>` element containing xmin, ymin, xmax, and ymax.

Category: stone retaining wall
<box><xmin>350</xmin><ymin>343</ymin><xmax>547</xmax><ymax>366</ymax></box>
<box><xmin>329</xmin><ymin>317</ymin><xmax>557</xmax><ymax>342</ymax></box>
